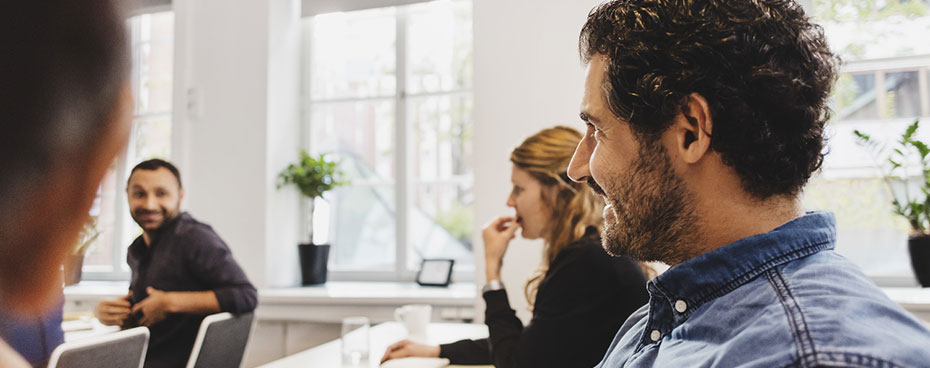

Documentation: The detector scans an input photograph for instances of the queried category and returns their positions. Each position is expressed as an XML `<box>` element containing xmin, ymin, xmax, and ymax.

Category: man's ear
<box><xmin>673</xmin><ymin>93</ymin><xmax>713</xmax><ymax>164</ymax></box>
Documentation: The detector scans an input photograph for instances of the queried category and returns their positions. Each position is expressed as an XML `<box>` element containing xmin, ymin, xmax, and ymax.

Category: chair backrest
<box><xmin>47</xmin><ymin>326</ymin><xmax>149</xmax><ymax>368</ymax></box>
<box><xmin>186</xmin><ymin>312</ymin><xmax>254</xmax><ymax>368</ymax></box>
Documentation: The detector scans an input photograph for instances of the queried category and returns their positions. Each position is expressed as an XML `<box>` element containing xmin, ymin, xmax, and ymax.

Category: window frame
<box><xmin>82</xmin><ymin>9</ymin><xmax>175</xmax><ymax>281</ymax></box>
<box><xmin>301</xmin><ymin>0</ymin><xmax>475</xmax><ymax>282</ymax></box>
<box><xmin>818</xmin><ymin>55</ymin><xmax>930</xmax><ymax>287</ymax></box>
<box><xmin>837</xmin><ymin>56</ymin><xmax>930</xmax><ymax>122</ymax></box>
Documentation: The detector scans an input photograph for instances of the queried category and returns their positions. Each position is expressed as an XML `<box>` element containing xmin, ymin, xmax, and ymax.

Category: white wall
<box><xmin>171</xmin><ymin>1</ymin><xmax>303</xmax><ymax>365</ymax></box>
<box><xmin>171</xmin><ymin>0</ymin><xmax>302</xmax><ymax>290</ymax></box>
<box><xmin>472</xmin><ymin>0</ymin><xmax>605</xmax><ymax>323</ymax></box>
<box><xmin>265</xmin><ymin>0</ymin><xmax>304</xmax><ymax>288</ymax></box>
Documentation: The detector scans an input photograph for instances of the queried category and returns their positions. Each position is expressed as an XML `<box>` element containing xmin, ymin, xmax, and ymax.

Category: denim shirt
<box><xmin>596</xmin><ymin>212</ymin><xmax>930</xmax><ymax>368</ymax></box>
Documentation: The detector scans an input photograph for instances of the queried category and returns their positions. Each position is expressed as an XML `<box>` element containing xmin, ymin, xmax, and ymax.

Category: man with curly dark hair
<box><xmin>567</xmin><ymin>0</ymin><xmax>930</xmax><ymax>366</ymax></box>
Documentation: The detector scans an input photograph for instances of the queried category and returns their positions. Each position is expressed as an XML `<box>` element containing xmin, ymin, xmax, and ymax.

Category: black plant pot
<box><xmin>908</xmin><ymin>236</ymin><xmax>930</xmax><ymax>287</ymax></box>
<box><xmin>298</xmin><ymin>243</ymin><xmax>330</xmax><ymax>285</ymax></box>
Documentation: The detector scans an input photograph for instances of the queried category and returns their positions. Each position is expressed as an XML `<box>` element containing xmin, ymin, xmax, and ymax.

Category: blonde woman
<box><xmin>382</xmin><ymin>126</ymin><xmax>649</xmax><ymax>367</ymax></box>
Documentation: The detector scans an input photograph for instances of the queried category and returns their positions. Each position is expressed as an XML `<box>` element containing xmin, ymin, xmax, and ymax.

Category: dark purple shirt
<box><xmin>126</xmin><ymin>212</ymin><xmax>257</xmax><ymax>368</ymax></box>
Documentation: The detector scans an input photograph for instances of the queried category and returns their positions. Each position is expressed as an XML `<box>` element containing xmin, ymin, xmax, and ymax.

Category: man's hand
<box><xmin>94</xmin><ymin>292</ymin><xmax>132</xmax><ymax>326</ymax></box>
<box><xmin>131</xmin><ymin>287</ymin><xmax>174</xmax><ymax>327</ymax></box>
<box><xmin>482</xmin><ymin>216</ymin><xmax>520</xmax><ymax>281</ymax></box>
<box><xmin>380</xmin><ymin>340</ymin><xmax>440</xmax><ymax>363</ymax></box>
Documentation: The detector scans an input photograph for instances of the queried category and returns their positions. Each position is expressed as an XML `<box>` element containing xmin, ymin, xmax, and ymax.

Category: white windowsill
<box><xmin>64</xmin><ymin>280</ymin><xmax>478</xmax><ymax>324</ymax></box>
<box><xmin>260</xmin><ymin>281</ymin><xmax>476</xmax><ymax>305</ymax></box>
<box><xmin>64</xmin><ymin>281</ymin><xmax>476</xmax><ymax>300</ymax></box>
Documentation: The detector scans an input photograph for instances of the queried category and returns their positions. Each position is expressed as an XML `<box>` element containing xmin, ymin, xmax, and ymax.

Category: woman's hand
<box><xmin>380</xmin><ymin>339</ymin><xmax>440</xmax><ymax>363</ymax></box>
<box><xmin>483</xmin><ymin>216</ymin><xmax>520</xmax><ymax>281</ymax></box>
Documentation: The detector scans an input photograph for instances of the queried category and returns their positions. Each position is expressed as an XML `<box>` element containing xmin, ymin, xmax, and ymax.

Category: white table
<box><xmin>260</xmin><ymin>322</ymin><xmax>491</xmax><ymax>368</ymax></box>
<box><xmin>62</xmin><ymin>317</ymin><xmax>120</xmax><ymax>342</ymax></box>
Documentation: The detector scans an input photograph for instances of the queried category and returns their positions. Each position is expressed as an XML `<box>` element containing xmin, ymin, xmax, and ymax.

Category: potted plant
<box><xmin>63</xmin><ymin>215</ymin><xmax>100</xmax><ymax>285</ymax></box>
<box><xmin>278</xmin><ymin>150</ymin><xmax>346</xmax><ymax>285</ymax></box>
<box><xmin>854</xmin><ymin>120</ymin><xmax>930</xmax><ymax>287</ymax></box>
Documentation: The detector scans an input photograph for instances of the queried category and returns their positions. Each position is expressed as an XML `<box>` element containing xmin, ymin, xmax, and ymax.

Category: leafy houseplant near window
<box><xmin>854</xmin><ymin>120</ymin><xmax>930</xmax><ymax>287</ymax></box>
<box><xmin>63</xmin><ymin>215</ymin><xmax>100</xmax><ymax>285</ymax></box>
<box><xmin>278</xmin><ymin>150</ymin><xmax>346</xmax><ymax>285</ymax></box>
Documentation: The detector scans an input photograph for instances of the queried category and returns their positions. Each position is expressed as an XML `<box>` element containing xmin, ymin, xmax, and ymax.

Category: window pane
<box><xmin>407</xmin><ymin>95</ymin><xmax>474</xmax><ymax>269</ymax></box>
<box><xmin>130</xmin><ymin>116</ymin><xmax>172</xmax><ymax>163</ymax></box>
<box><xmin>119</xmin><ymin>197</ymin><xmax>141</xmax><ymax>273</ymax></box>
<box><xmin>310</xmin><ymin>8</ymin><xmax>396</xmax><ymax>100</ymax></box>
<box><xmin>306</xmin><ymin>2</ymin><xmax>474</xmax><ymax>278</ymax></box>
<box><xmin>83</xmin><ymin>167</ymin><xmax>118</xmax><ymax>272</ymax></box>
<box><xmin>810</xmin><ymin>0</ymin><xmax>930</xmax><ymax>281</ymax></box>
<box><xmin>834</xmin><ymin>73</ymin><xmax>879</xmax><ymax>121</ymax></box>
<box><xmin>85</xmin><ymin>11</ymin><xmax>173</xmax><ymax>277</ymax></box>
<box><xmin>327</xmin><ymin>185</ymin><xmax>396</xmax><ymax>271</ymax></box>
<box><xmin>816</xmin><ymin>1</ymin><xmax>930</xmax><ymax>62</ymax></box>
<box><xmin>310</xmin><ymin>101</ymin><xmax>396</xmax><ymax>180</ymax></box>
<box><xmin>406</xmin><ymin>0</ymin><xmax>473</xmax><ymax>94</ymax></box>
<box><xmin>131</xmin><ymin>13</ymin><xmax>174</xmax><ymax>115</ymax></box>
<box><xmin>885</xmin><ymin>71</ymin><xmax>921</xmax><ymax>119</ymax></box>
<box><xmin>310</xmin><ymin>101</ymin><xmax>397</xmax><ymax>270</ymax></box>
<box><xmin>408</xmin><ymin>182</ymin><xmax>473</xmax><ymax>269</ymax></box>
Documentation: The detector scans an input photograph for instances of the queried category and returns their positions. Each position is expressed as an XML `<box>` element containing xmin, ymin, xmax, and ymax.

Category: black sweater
<box><xmin>440</xmin><ymin>228</ymin><xmax>649</xmax><ymax>367</ymax></box>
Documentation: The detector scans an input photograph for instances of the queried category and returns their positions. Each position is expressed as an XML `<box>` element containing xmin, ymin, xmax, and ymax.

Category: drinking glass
<box><xmin>341</xmin><ymin>316</ymin><xmax>370</xmax><ymax>366</ymax></box>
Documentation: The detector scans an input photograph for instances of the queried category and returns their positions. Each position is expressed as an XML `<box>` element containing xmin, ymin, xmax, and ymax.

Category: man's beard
<box><xmin>590</xmin><ymin>138</ymin><xmax>700</xmax><ymax>265</ymax></box>
<box><xmin>131</xmin><ymin>206</ymin><xmax>180</xmax><ymax>232</ymax></box>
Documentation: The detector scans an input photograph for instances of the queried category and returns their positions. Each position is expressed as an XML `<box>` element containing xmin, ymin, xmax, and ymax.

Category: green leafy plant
<box><xmin>278</xmin><ymin>150</ymin><xmax>346</xmax><ymax>199</ymax></box>
<box><xmin>74</xmin><ymin>215</ymin><xmax>100</xmax><ymax>255</ymax></box>
<box><xmin>277</xmin><ymin>150</ymin><xmax>347</xmax><ymax>242</ymax></box>
<box><xmin>854</xmin><ymin>120</ymin><xmax>930</xmax><ymax>235</ymax></box>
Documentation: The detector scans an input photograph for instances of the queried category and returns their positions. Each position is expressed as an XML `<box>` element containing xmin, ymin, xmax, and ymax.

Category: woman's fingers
<box><xmin>381</xmin><ymin>340</ymin><xmax>411</xmax><ymax>363</ymax></box>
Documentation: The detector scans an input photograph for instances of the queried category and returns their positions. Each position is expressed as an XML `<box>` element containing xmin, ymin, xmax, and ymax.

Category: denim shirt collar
<box><xmin>639</xmin><ymin>211</ymin><xmax>836</xmax><ymax>346</ymax></box>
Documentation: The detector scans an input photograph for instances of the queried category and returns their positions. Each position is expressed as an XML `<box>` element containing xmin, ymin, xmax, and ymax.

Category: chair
<box><xmin>185</xmin><ymin>312</ymin><xmax>254</xmax><ymax>368</ymax></box>
<box><xmin>47</xmin><ymin>326</ymin><xmax>149</xmax><ymax>368</ymax></box>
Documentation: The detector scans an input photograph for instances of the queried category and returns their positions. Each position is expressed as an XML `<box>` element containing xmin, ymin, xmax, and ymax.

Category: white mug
<box><xmin>394</xmin><ymin>304</ymin><xmax>431</xmax><ymax>340</ymax></box>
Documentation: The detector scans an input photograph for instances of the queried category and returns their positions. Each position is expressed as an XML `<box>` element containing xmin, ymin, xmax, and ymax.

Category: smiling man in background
<box><xmin>567</xmin><ymin>0</ymin><xmax>930</xmax><ymax>366</ymax></box>
<box><xmin>94</xmin><ymin>159</ymin><xmax>257</xmax><ymax>368</ymax></box>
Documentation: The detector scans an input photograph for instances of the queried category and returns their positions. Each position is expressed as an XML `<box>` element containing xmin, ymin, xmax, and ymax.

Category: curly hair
<box><xmin>579</xmin><ymin>0</ymin><xmax>838</xmax><ymax>199</ymax></box>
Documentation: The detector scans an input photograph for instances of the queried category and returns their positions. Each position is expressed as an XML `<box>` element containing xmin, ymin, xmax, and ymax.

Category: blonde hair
<box><xmin>511</xmin><ymin>126</ymin><xmax>604</xmax><ymax>305</ymax></box>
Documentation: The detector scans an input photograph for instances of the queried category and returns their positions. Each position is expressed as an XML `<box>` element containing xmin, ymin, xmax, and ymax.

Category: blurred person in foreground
<box><xmin>382</xmin><ymin>126</ymin><xmax>650</xmax><ymax>367</ymax></box>
<box><xmin>568</xmin><ymin>0</ymin><xmax>930</xmax><ymax>366</ymax></box>
<box><xmin>0</xmin><ymin>0</ymin><xmax>132</xmax><ymax>366</ymax></box>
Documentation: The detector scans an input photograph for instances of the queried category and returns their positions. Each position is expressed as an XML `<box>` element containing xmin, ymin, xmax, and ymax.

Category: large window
<box><xmin>804</xmin><ymin>0</ymin><xmax>930</xmax><ymax>284</ymax></box>
<box><xmin>305</xmin><ymin>0</ymin><xmax>474</xmax><ymax>280</ymax></box>
<box><xmin>83</xmin><ymin>11</ymin><xmax>174</xmax><ymax>279</ymax></box>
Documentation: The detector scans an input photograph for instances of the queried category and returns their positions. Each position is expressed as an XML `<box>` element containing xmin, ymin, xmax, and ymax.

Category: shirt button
<box><xmin>675</xmin><ymin>300</ymin><xmax>687</xmax><ymax>313</ymax></box>
<box><xmin>650</xmin><ymin>330</ymin><xmax>661</xmax><ymax>342</ymax></box>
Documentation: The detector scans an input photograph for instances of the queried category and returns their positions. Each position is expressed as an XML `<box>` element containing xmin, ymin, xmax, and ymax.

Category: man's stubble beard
<box><xmin>598</xmin><ymin>137</ymin><xmax>701</xmax><ymax>266</ymax></box>
<box><xmin>132</xmin><ymin>202</ymin><xmax>181</xmax><ymax>233</ymax></box>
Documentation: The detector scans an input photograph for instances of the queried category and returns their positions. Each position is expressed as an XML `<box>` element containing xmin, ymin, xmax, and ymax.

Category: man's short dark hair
<box><xmin>129</xmin><ymin>159</ymin><xmax>183</xmax><ymax>188</ymax></box>
<box><xmin>579</xmin><ymin>0</ymin><xmax>838</xmax><ymax>199</ymax></box>
<box><xmin>0</xmin><ymin>1</ymin><xmax>128</xmax><ymax>220</ymax></box>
